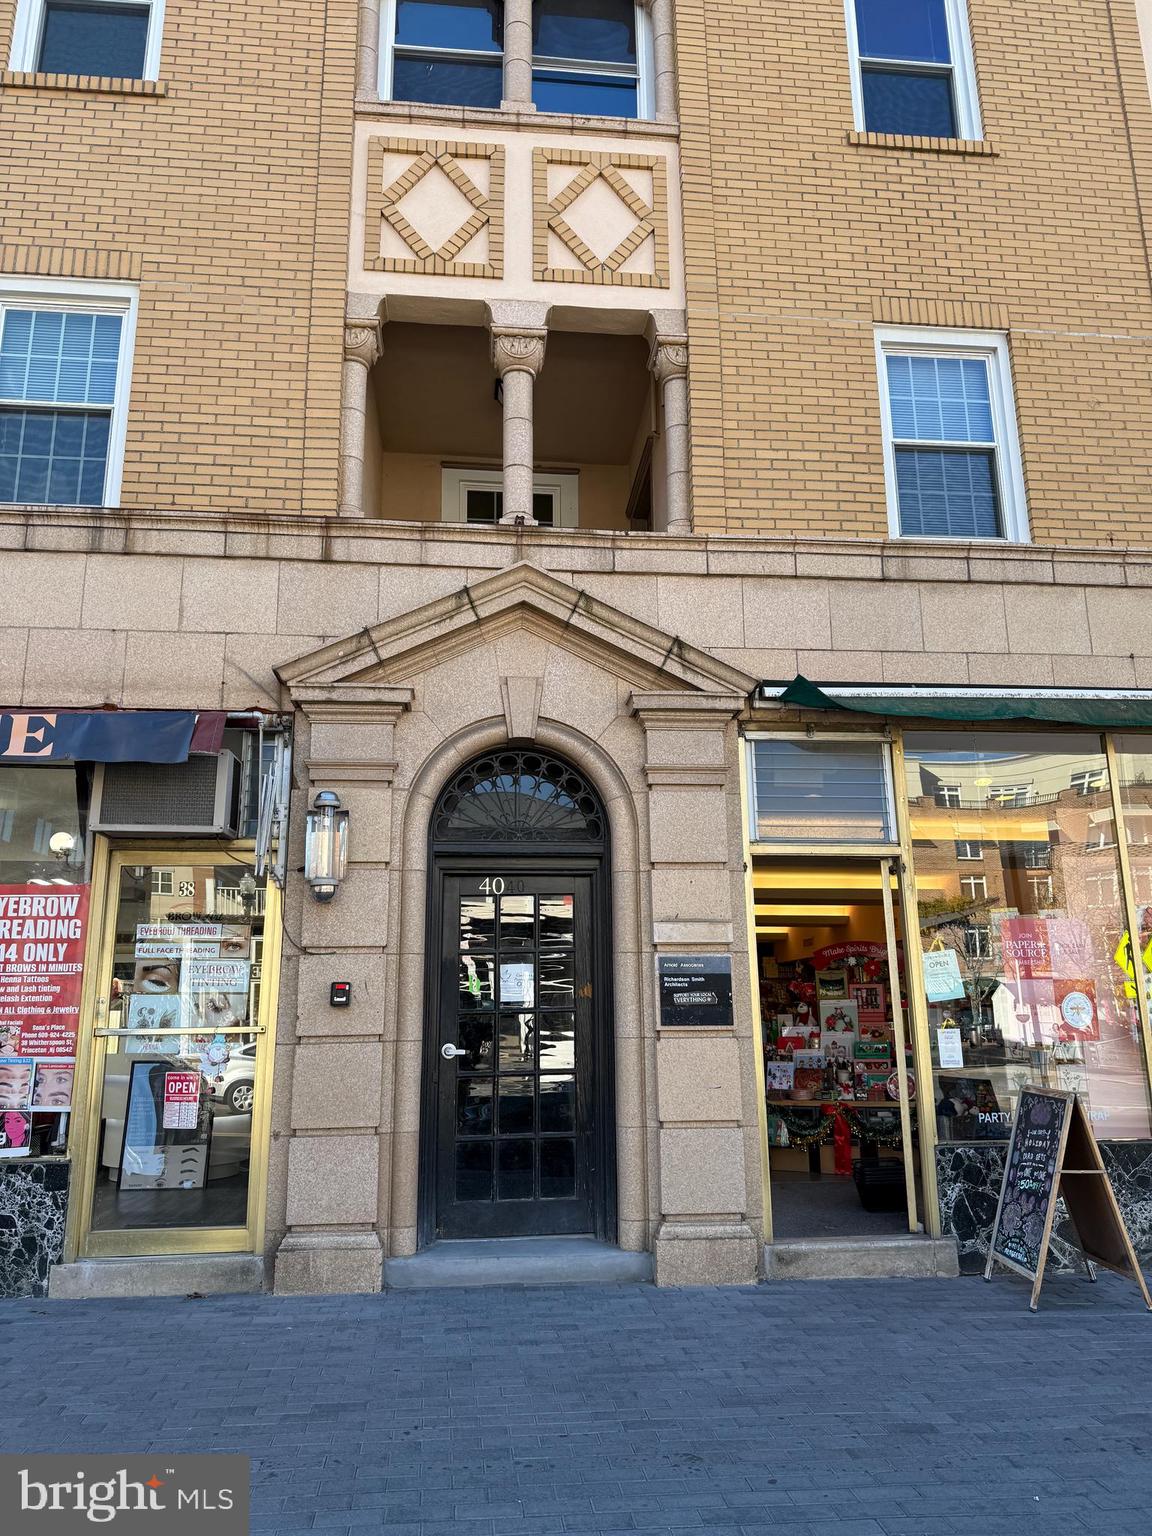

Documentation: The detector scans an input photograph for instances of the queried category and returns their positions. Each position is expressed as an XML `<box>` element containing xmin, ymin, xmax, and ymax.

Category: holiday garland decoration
<box><xmin>768</xmin><ymin>1103</ymin><xmax>915</xmax><ymax>1150</ymax></box>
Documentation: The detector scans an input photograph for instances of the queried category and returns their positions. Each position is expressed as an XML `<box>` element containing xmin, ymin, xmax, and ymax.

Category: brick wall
<box><xmin>676</xmin><ymin>0</ymin><xmax>1152</xmax><ymax>547</ymax></box>
<box><xmin>0</xmin><ymin>0</ymin><xmax>356</xmax><ymax>515</ymax></box>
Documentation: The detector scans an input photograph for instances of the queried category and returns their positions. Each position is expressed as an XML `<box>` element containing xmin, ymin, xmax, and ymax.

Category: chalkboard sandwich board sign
<box><xmin>657</xmin><ymin>955</ymin><xmax>734</xmax><ymax>1029</ymax></box>
<box><xmin>984</xmin><ymin>1084</ymin><xmax>1152</xmax><ymax>1313</ymax></box>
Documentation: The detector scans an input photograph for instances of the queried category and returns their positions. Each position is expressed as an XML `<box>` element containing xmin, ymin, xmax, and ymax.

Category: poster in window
<box><xmin>0</xmin><ymin>1109</ymin><xmax>32</xmax><ymax>1157</ymax></box>
<box><xmin>119</xmin><ymin>1060</ymin><xmax>211</xmax><ymax>1190</ymax></box>
<box><xmin>0</xmin><ymin>884</ymin><xmax>89</xmax><ymax>1058</ymax></box>
<box><xmin>31</xmin><ymin>1060</ymin><xmax>74</xmax><ymax>1110</ymax></box>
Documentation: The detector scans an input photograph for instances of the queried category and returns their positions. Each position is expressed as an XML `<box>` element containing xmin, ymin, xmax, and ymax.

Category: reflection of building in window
<box><xmin>1027</xmin><ymin>875</ymin><xmax>1054</xmax><ymax>906</ymax></box>
<box><xmin>935</xmin><ymin>784</ymin><xmax>962</xmax><ymax>807</ymax></box>
<box><xmin>959</xmin><ymin>874</ymin><xmax>988</xmax><ymax>902</ymax></box>
<box><xmin>1086</xmin><ymin>871</ymin><xmax>1119</xmax><ymax>906</ymax></box>
<box><xmin>1020</xmin><ymin>842</ymin><xmax>1051</xmax><ymax>869</ymax></box>
<box><xmin>988</xmin><ymin>784</ymin><xmax>1032</xmax><ymax>807</ymax></box>
<box><xmin>964</xmin><ymin>925</ymin><xmax>992</xmax><ymax>960</ymax></box>
<box><xmin>151</xmin><ymin>868</ymin><xmax>174</xmax><ymax>895</ymax></box>
<box><xmin>1071</xmin><ymin>769</ymin><xmax>1108</xmax><ymax>795</ymax></box>
<box><xmin>955</xmin><ymin>839</ymin><xmax>982</xmax><ymax>861</ymax></box>
<box><xmin>1085</xmin><ymin>819</ymin><xmax>1117</xmax><ymax>851</ymax></box>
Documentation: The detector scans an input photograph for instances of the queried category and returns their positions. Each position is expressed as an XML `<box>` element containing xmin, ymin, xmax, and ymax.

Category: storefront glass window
<box><xmin>0</xmin><ymin>765</ymin><xmax>87</xmax><ymax>1161</ymax></box>
<box><xmin>903</xmin><ymin>732</ymin><xmax>1151</xmax><ymax>1142</ymax></box>
<box><xmin>89</xmin><ymin>860</ymin><xmax>268</xmax><ymax>1233</ymax></box>
<box><xmin>748</xmin><ymin>738</ymin><xmax>895</xmax><ymax>844</ymax></box>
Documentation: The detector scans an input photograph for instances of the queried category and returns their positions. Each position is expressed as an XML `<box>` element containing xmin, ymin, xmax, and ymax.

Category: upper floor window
<box><xmin>9</xmin><ymin>0</ymin><xmax>165</xmax><ymax>79</ymax></box>
<box><xmin>876</xmin><ymin>328</ymin><xmax>1029</xmax><ymax>543</ymax></box>
<box><xmin>0</xmin><ymin>281</ymin><xmax>136</xmax><ymax>508</ymax></box>
<box><xmin>381</xmin><ymin>0</ymin><xmax>651</xmax><ymax>118</ymax></box>
<box><xmin>846</xmin><ymin>0</ymin><xmax>981</xmax><ymax>140</ymax></box>
<box><xmin>532</xmin><ymin>1</ymin><xmax>646</xmax><ymax>118</ymax></box>
<box><xmin>441</xmin><ymin>467</ymin><xmax>579</xmax><ymax>527</ymax></box>
<box><xmin>388</xmin><ymin>0</ymin><xmax>504</xmax><ymax>109</ymax></box>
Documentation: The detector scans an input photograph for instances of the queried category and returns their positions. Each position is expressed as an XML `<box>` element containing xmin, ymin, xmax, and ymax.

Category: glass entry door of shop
<box><xmin>433</xmin><ymin>871</ymin><xmax>600</xmax><ymax>1240</ymax></box>
<box><xmin>756</xmin><ymin>856</ymin><xmax>921</xmax><ymax>1239</ymax></box>
<box><xmin>73</xmin><ymin>847</ymin><xmax>280</xmax><ymax>1259</ymax></box>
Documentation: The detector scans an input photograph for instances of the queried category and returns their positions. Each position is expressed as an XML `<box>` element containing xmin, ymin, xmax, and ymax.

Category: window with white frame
<box><xmin>988</xmin><ymin>783</ymin><xmax>1032</xmax><ymax>808</ymax></box>
<box><xmin>151</xmin><ymin>868</ymin><xmax>174</xmax><ymax>895</ymax></box>
<box><xmin>380</xmin><ymin>1</ymin><xmax>651</xmax><ymax>117</ymax></box>
<box><xmin>959</xmin><ymin>874</ymin><xmax>987</xmax><ymax>903</ymax></box>
<box><xmin>1071</xmin><ymin>768</ymin><xmax>1108</xmax><ymax>796</ymax></box>
<box><xmin>532</xmin><ymin>1</ymin><xmax>650</xmax><ymax>118</ymax></box>
<box><xmin>876</xmin><ymin>330</ymin><xmax>1028</xmax><ymax>542</ymax></box>
<box><xmin>964</xmin><ymin>924</ymin><xmax>991</xmax><ymax>960</ymax></box>
<box><xmin>934</xmin><ymin>783</ymin><xmax>962</xmax><ymax>808</ymax></box>
<box><xmin>384</xmin><ymin>0</ymin><xmax>504</xmax><ymax>109</ymax></box>
<box><xmin>0</xmin><ymin>281</ymin><xmax>136</xmax><ymax>508</ymax></box>
<box><xmin>441</xmin><ymin>467</ymin><xmax>579</xmax><ymax>527</ymax></box>
<box><xmin>955</xmin><ymin>839</ymin><xmax>982</xmax><ymax>861</ymax></box>
<box><xmin>9</xmin><ymin>0</ymin><xmax>165</xmax><ymax>79</ymax></box>
<box><xmin>845</xmin><ymin>0</ymin><xmax>981</xmax><ymax>140</ymax></box>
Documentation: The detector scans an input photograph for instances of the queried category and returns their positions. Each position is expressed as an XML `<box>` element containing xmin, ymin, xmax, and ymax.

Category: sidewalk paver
<box><xmin>1</xmin><ymin>1271</ymin><xmax>1150</xmax><ymax>1535</ymax></box>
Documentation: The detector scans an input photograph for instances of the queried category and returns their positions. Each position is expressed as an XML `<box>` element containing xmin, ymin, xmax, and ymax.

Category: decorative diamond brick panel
<box><xmin>364</xmin><ymin>138</ymin><xmax>504</xmax><ymax>278</ymax></box>
<box><xmin>533</xmin><ymin>148</ymin><xmax>669</xmax><ymax>288</ymax></box>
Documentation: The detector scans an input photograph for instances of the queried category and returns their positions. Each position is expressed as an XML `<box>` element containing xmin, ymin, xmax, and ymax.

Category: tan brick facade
<box><xmin>676</xmin><ymin>0</ymin><xmax>1152</xmax><ymax>546</ymax></box>
<box><xmin>0</xmin><ymin>0</ymin><xmax>356</xmax><ymax>516</ymax></box>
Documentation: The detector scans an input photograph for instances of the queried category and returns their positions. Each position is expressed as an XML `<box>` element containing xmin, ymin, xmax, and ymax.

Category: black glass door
<box><xmin>436</xmin><ymin>872</ymin><xmax>595</xmax><ymax>1237</ymax></box>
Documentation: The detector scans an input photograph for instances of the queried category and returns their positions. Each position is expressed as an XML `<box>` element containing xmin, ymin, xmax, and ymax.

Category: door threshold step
<box><xmin>385</xmin><ymin>1236</ymin><xmax>653</xmax><ymax>1289</ymax></box>
<box><xmin>49</xmin><ymin>1254</ymin><xmax>265</xmax><ymax>1299</ymax></box>
<box><xmin>764</xmin><ymin>1235</ymin><xmax>959</xmax><ymax>1281</ymax></box>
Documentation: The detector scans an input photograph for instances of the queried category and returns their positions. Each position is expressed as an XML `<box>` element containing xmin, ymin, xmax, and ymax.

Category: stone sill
<box><xmin>356</xmin><ymin>96</ymin><xmax>679</xmax><ymax>140</ymax></box>
<box><xmin>0</xmin><ymin>505</ymin><xmax>1149</xmax><ymax>586</ymax></box>
<box><xmin>1</xmin><ymin>70</ymin><xmax>167</xmax><ymax>96</ymax></box>
<box><xmin>846</xmin><ymin>129</ymin><xmax>994</xmax><ymax>157</ymax></box>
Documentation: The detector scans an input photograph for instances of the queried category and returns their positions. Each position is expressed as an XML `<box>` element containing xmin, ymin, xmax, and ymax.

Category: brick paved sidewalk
<box><xmin>3</xmin><ymin>1272</ymin><xmax>1152</xmax><ymax>1535</ymax></box>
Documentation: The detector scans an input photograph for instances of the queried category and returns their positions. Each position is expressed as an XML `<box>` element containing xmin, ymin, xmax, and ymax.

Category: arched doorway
<box><xmin>419</xmin><ymin>748</ymin><xmax>615</xmax><ymax>1245</ymax></box>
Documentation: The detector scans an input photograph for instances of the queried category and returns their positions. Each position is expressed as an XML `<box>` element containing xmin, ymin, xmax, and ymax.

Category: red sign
<box><xmin>1000</xmin><ymin>918</ymin><xmax>1053</xmax><ymax>979</ymax></box>
<box><xmin>810</xmin><ymin>942</ymin><xmax>888</xmax><ymax>969</ymax></box>
<box><xmin>1054</xmin><ymin>979</ymin><xmax>1100</xmax><ymax>1043</ymax></box>
<box><xmin>0</xmin><ymin>885</ymin><xmax>90</xmax><ymax>1057</ymax></box>
<box><xmin>162</xmin><ymin>1071</ymin><xmax>201</xmax><ymax>1130</ymax></box>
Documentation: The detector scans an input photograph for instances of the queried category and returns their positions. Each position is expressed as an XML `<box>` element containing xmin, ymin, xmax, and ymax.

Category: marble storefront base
<box><xmin>936</xmin><ymin>1141</ymin><xmax>1152</xmax><ymax>1276</ymax></box>
<box><xmin>0</xmin><ymin>1159</ymin><xmax>69</xmax><ymax>1299</ymax></box>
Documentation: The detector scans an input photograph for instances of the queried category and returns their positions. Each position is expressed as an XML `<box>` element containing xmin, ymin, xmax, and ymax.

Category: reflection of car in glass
<box><xmin>211</xmin><ymin>1042</ymin><xmax>256</xmax><ymax>1113</ymax></box>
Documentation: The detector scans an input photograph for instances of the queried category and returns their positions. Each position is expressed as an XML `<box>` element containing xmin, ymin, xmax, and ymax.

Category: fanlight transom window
<box><xmin>432</xmin><ymin>750</ymin><xmax>606</xmax><ymax>845</ymax></box>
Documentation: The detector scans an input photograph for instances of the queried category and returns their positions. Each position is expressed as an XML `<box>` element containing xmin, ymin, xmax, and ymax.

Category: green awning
<box><xmin>767</xmin><ymin>676</ymin><xmax>1152</xmax><ymax>729</ymax></box>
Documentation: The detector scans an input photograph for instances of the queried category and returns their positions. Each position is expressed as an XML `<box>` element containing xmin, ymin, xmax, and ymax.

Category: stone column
<box><xmin>273</xmin><ymin>684</ymin><xmax>414</xmax><ymax>1296</ymax></box>
<box><xmin>649</xmin><ymin>334</ymin><xmax>690</xmax><ymax>534</ymax></box>
<box><xmin>502</xmin><ymin>0</ymin><xmax>535</xmax><ymax>109</ymax></box>
<box><xmin>491</xmin><ymin>326</ymin><xmax>547</xmax><ymax>525</ymax></box>
<box><xmin>644</xmin><ymin>0</ymin><xmax>677</xmax><ymax>122</ymax></box>
<box><xmin>631</xmin><ymin>690</ymin><xmax>762</xmax><ymax>1287</ymax></box>
<box><xmin>358</xmin><ymin>0</ymin><xmax>381</xmax><ymax>97</ymax></box>
<box><xmin>340</xmin><ymin>320</ymin><xmax>381</xmax><ymax>520</ymax></box>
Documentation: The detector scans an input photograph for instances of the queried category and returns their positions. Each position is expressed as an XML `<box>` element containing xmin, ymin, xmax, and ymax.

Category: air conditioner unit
<box><xmin>90</xmin><ymin>752</ymin><xmax>242</xmax><ymax>837</ymax></box>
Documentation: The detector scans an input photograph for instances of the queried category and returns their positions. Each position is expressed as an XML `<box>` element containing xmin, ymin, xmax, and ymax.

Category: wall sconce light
<box><xmin>304</xmin><ymin>790</ymin><xmax>349</xmax><ymax>903</ymax></box>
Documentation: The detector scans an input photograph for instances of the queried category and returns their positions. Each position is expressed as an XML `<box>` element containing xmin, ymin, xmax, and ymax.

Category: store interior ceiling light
<box><xmin>756</xmin><ymin>904</ymin><xmax>854</xmax><ymax>919</ymax></box>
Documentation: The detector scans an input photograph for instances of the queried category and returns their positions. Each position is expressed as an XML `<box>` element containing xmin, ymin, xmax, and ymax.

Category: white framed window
<box><xmin>441</xmin><ymin>467</ymin><xmax>579</xmax><ymax>528</ymax></box>
<box><xmin>0</xmin><ymin>278</ymin><xmax>137</xmax><ymax>508</ymax></box>
<box><xmin>844</xmin><ymin>0</ymin><xmax>981</xmax><ymax>140</ymax></box>
<box><xmin>934</xmin><ymin>783</ymin><xmax>962</xmax><ymax>808</ymax></box>
<box><xmin>150</xmin><ymin>868</ymin><xmax>174</xmax><ymax>895</ymax></box>
<box><xmin>955</xmin><ymin>839</ymin><xmax>982</xmax><ymax>861</ymax></box>
<box><xmin>9</xmin><ymin>0</ymin><xmax>165</xmax><ymax>79</ymax></box>
<box><xmin>381</xmin><ymin>0</ymin><xmax>504</xmax><ymax>110</ymax></box>
<box><xmin>531</xmin><ymin>1</ymin><xmax>652</xmax><ymax>119</ymax></box>
<box><xmin>964</xmin><ymin>924</ymin><xmax>991</xmax><ymax>960</ymax></box>
<box><xmin>379</xmin><ymin>1</ymin><xmax>652</xmax><ymax>118</ymax></box>
<box><xmin>875</xmin><ymin>328</ymin><xmax>1029</xmax><ymax>543</ymax></box>
<box><xmin>988</xmin><ymin>783</ymin><xmax>1032</xmax><ymax>808</ymax></box>
<box><xmin>959</xmin><ymin>874</ymin><xmax>987</xmax><ymax>903</ymax></box>
<box><xmin>1071</xmin><ymin>769</ymin><xmax>1108</xmax><ymax>796</ymax></box>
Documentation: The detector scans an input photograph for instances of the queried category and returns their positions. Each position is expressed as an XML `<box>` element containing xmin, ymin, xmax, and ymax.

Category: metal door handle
<box><xmin>441</xmin><ymin>1043</ymin><xmax>465</xmax><ymax>1060</ymax></box>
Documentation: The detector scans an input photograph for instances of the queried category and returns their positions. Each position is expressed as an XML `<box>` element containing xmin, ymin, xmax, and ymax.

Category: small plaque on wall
<box><xmin>657</xmin><ymin>955</ymin><xmax>734</xmax><ymax>1028</ymax></box>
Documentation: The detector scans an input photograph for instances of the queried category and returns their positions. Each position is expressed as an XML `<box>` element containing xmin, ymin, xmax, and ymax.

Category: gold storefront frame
<box><xmin>64</xmin><ymin>840</ymin><xmax>283</xmax><ymax>1264</ymax></box>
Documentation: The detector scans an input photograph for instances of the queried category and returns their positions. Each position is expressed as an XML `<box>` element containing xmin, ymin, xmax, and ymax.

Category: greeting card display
<box><xmin>764</xmin><ymin>1061</ymin><xmax>795</xmax><ymax>1098</ymax></box>
<box><xmin>819</xmin><ymin>1000</ymin><xmax>858</xmax><ymax>1064</ymax></box>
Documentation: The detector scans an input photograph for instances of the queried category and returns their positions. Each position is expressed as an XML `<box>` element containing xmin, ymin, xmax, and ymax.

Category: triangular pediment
<box><xmin>275</xmin><ymin>561</ymin><xmax>755</xmax><ymax>698</ymax></box>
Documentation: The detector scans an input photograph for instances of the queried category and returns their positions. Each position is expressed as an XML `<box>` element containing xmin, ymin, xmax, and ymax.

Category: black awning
<box><xmin>0</xmin><ymin>710</ymin><xmax>227</xmax><ymax>764</ymax></box>
<box><xmin>763</xmin><ymin>677</ymin><xmax>1152</xmax><ymax>729</ymax></box>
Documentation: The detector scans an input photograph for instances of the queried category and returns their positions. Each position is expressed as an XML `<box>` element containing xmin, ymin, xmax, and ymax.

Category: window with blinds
<box><xmin>747</xmin><ymin>738</ymin><xmax>896</xmax><ymax>845</ymax></box>
<box><xmin>0</xmin><ymin>305</ymin><xmax>125</xmax><ymax>507</ymax></box>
